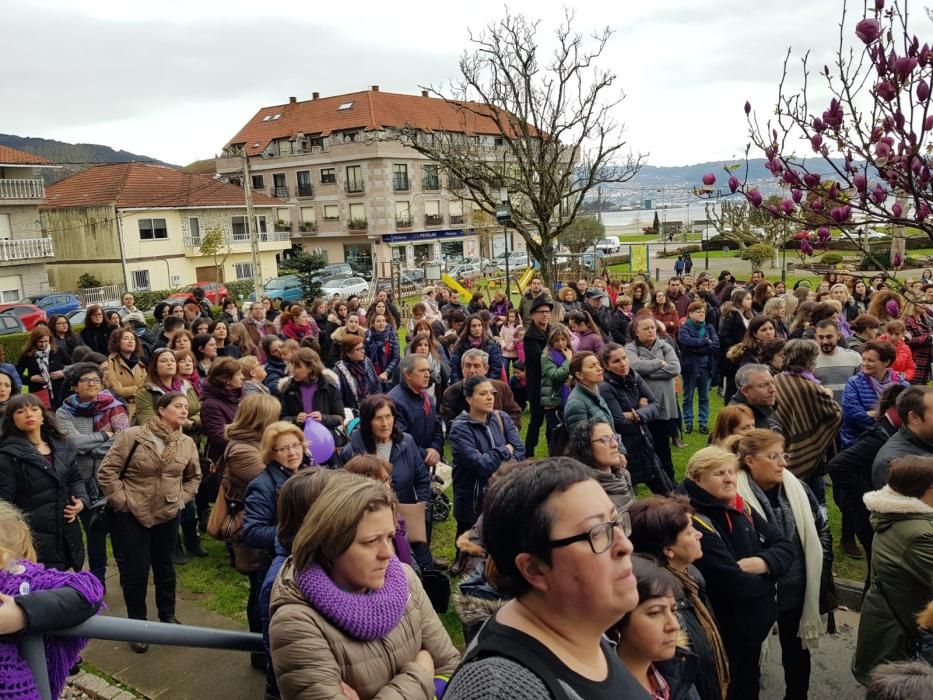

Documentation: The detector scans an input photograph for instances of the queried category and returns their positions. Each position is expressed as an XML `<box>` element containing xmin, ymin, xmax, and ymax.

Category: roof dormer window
<box><xmin>338</xmin><ymin>102</ymin><xmax>354</xmax><ymax>111</ymax></box>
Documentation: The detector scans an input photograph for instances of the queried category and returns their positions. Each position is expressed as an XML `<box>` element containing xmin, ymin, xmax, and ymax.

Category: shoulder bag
<box><xmin>89</xmin><ymin>439</ymin><xmax>140</xmax><ymax>532</ymax></box>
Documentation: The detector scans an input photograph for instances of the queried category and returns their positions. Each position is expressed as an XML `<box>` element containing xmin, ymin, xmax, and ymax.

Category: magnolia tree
<box><xmin>697</xmin><ymin>0</ymin><xmax>933</xmax><ymax>277</ymax></box>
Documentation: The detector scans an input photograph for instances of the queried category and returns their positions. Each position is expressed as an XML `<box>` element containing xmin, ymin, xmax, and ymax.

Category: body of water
<box><xmin>600</xmin><ymin>202</ymin><xmax>724</xmax><ymax>232</ymax></box>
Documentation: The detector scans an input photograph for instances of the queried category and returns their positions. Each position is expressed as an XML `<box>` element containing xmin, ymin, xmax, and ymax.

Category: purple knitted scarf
<box><xmin>0</xmin><ymin>561</ymin><xmax>104</xmax><ymax>700</ymax></box>
<box><xmin>295</xmin><ymin>557</ymin><xmax>408</xmax><ymax>641</ymax></box>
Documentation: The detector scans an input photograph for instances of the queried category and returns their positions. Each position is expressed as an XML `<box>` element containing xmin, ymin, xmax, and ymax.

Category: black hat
<box><xmin>530</xmin><ymin>298</ymin><xmax>554</xmax><ymax>313</ymax></box>
<box><xmin>512</xmin><ymin>360</ymin><xmax>526</xmax><ymax>371</ymax></box>
<box><xmin>585</xmin><ymin>287</ymin><xmax>606</xmax><ymax>299</ymax></box>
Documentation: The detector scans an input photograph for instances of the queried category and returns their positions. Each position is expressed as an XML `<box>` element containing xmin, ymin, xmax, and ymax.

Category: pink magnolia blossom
<box><xmin>702</xmin><ymin>173</ymin><xmax>716</xmax><ymax>186</ymax></box>
<box><xmin>856</xmin><ymin>18</ymin><xmax>882</xmax><ymax>44</ymax></box>
<box><xmin>811</xmin><ymin>134</ymin><xmax>823</xmax><ymax>151</ymax></box>
<box><xmin>892</xmin><ymin>202</ymin><xmax>903</xmax><ymax>217</ymax></box>
<box><xmin>853</xmin><ymin>173</ymin><xmax>868</xmax><ymax>191</ymax></box>
<box><xmin>876</xmin><ymin>80</ymin><xmax>898</xmax><ymax>101</ymax></box>
<box><xmin>747</xmin><ymin>189</ymin><xmax>763</xmax><ymax>208</ymax></box>
<box><xmin>728</xmin><ymin>175</ymin><xmax>739</xmax><ymax>193</ymax></box>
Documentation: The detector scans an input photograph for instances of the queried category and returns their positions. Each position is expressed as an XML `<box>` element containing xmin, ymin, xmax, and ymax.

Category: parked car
<box><xmin>67</xmin><ymin>306</ymin><xmax>123</xmax><ymax>327</ymax></box>
<box><xmin>449</xmin><ymin>263</ymin><xmax>484</xmax><ymax>282</ymax></box>
<box><xmin>0</xmin><ymin>304</ymin><xmax>47</xmax><ymax>331</ymax></box>
<box><xmin>456</xmin><ymin>256</ymin><xmax>496</xmax><ymax>274</ymax></box>
<box><xmin>321</xmin><ymin>276</ymin><xmax>370</xmax><ymax>298</ymax></box>
<box><xmin>252</xmin><ymin>275</ymin><xmax>304</xmax><ymax>303</ymax></box>
<box><xmin>594</xmin><ymin>237</ymin><xmax>621</xmax><ymax>254</ymax></box>
<box><xmin>168</xmin><ymin>282</ymin><xmax>229</xmax><ymax>305</ymax></box>
<box><xmin>25</xmin><ymin>293</ymin><xmax>82</xmax><ymax>317</ymax></box>
<box><xmin>494</xmin><ymin>251</ymin><xmax>530</xmax><ymax>272</ymax></box>
<box><xmin>0</xmin><ymin>313</ymin><xmax>26</xmax><ymax>335</ymax></box>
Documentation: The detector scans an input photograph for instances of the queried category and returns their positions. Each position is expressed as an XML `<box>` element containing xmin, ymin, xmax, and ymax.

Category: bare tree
<box><xmin>705</xmin><ymin>200</ymin><xmax>758</xmax><ymax>248</ymax></box>
<box><xmin>391</xmin><ymin>9</ymin><xmax>645</xmax><ymax>287</ymax></box>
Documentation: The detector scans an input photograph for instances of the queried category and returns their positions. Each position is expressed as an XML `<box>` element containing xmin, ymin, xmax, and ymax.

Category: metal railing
<box><xmin>0</xmin><ymin>237</ymin><xmax>54</xmax><ymax>261</ymax></box>
<box><xmin>0</xmin><ymin>178</ymin><xmax>45</xmax><ymax>200</ymax></box>
<box><xmin>272</xmin><ymin>186</ymin><xmax>289</xmax><ymax>198</ymax></box>
<box><xmin>19</xmin><ymin>616</ymin><xmax>263</xmax><ymax>700</ymax></box>
<box><xmin>76</xmin><ymin>284</ymin><xmax>124</xmax><ymax>306</ymax></box>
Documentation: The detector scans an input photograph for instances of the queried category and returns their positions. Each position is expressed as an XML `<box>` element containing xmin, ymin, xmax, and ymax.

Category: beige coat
<box><xmin>269</xmin><ymin>560</ymin><xmax>460</xmax><ymax>700</ymax></box>
<box><xmin>224</xmin><ymin>438</ymin><xmax>265</xmax><ymax>500</ymax></box>
<box><xmin>103</xmin><ymin>354</ymin><xmax>147</xmax><ymax>419</ymax></box>
<box><xmin>97</xmin><ymin>424</ymin><xmax>201</xmax><ymax>527</ymax></box>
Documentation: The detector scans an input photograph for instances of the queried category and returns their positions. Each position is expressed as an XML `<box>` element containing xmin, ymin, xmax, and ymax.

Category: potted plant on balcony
<box><xmin>299</xmin><ymin>222</ymin><xmax>317</xmax><ymax>233</ymax></box>
<box><xmin>348</xmin><ymin>218</ymin><xmax>368</xmax><ymax>231</ymax></box>
<box><xmin>274</xmin><ymin>220</ymin><xmax>291</xmax><ymax>232</ymax></box>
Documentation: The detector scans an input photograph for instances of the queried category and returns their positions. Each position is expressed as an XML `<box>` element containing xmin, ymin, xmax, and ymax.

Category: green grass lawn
<box><xmin>174</xmin><ymin>392</ymin><xmax>867</xmax><ymax>652</ymax></box>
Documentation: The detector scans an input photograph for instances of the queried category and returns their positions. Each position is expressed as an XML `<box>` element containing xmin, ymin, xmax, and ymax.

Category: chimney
<box><xmin>312</xmin><ymin>92</ymin><xmax>320</xmax><ymax>100</ymax></box>
<box><xmin>289</xmin><ymin>96</ymin><xmax>296</xmax><ymax>104</ymax></box>
<box><xmin>371</xmin><ymin>85</ymin><xmax>380</xmax><ymax>92</ymax></box>
<box><xmin>421</xmin><ymin>90</ymin><xmax>429</xmax><ymax>98</ymax></box>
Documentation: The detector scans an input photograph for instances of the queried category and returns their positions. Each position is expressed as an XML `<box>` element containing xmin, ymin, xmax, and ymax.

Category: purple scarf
<box><xmin>549</xmin><ymin>348</ymin><xmax>571</xmax><ymax>405</ymax></box>
<box><xmin>295</xmin><ymin>557</ymin><xmax>408</xmax><ymax>640</ymax></box>
<box><xmin>61</xmin><ymin>389</ymin><xmax>130</xmax><ymax>433</ymax></box>
<box><xmin>866</xmin><ymin>368</ymin><xmax>896</xmax><ymax>397</ymax></box>
<box><xmin>782</xmin><ymin>369</ymin><xmax>821</xmax><ymax>384</ymax></box>
<box><xmin>0</xmin><ymin>561</ymin><xmax>104</xmax><ymax>700</ymax></box>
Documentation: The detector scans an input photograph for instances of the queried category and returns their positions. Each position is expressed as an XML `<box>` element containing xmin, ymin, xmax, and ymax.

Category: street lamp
<box><xmin>496</xmin><ymin>187</ymin><xmax>513</xmax><ymax>300</ymax></box>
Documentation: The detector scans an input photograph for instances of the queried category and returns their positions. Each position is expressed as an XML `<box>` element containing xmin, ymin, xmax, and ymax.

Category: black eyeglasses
<box><xmin>547</xmin><ymin>512</ymin><xmax>632</xmax><ymax>555</ymax></box>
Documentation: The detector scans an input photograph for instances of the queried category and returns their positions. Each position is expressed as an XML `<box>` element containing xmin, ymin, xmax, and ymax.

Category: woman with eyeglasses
<box><xmin>725</xmin><ymin>429</ymin><xmax>832</xmax><ymax>700</ymax></box>
<box><xmin>679</xmin><ymin>446</ymin><xmax>795</xmax><ymax>700</ymax></box>
<box><xmin>79</xmin><ymin>305</ymin><xmax>114</xmax><ymax>355</ymax></box>
<box><xmin>16</xmin><ymin>326</ymin><xmax>71</xmax><ymax>408</ymax></box>
<box><xmin>49</xmin><ymin>314</ymin><xmax>82</xmax><ymax>357</ymax></box>
<box><xmin>566</xmin><ymin>418</ymin><xmax>633</xmax><ymax>515</ymax></box>
<box><xmin>56</xmin><ymin>363</ymin><xmax>130</xmax><ymax>586</ymax></box>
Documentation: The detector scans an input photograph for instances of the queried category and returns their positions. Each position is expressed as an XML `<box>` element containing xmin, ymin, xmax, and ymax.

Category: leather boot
<box><xmin>173</xmin><ymin>537</ymin><xmax>188</xmax><ymax>566</ymax></box>
<box><xmin>198</xmin><ymin>508</ymin><xmax>210</xmax><ymax>534</ymax></box>
<box><xmin>183</xmin><ymin>528</ymin><xmax>209</xmax><ymax>558</ymax></box>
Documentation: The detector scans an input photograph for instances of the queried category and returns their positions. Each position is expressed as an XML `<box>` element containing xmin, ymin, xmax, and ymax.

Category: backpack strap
<box><xmin>119</xmin><ymin>439</ymin><xmax>141</xmax><ymax>481</ymax></box>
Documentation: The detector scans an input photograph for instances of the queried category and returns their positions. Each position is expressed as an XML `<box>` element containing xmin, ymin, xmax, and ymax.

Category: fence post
<box><xmin>18</xmin><ymin>634</ymin><xmax>52</xmax><ymax>700</ymax></box>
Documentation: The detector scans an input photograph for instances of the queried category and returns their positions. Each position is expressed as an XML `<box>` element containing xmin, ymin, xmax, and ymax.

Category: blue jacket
<box><xmin>364</xmin><ymin>329</ymin><xmax>400</xmax><ymax>379</ymax></box>
<box><xmin>242</xmin><ymin>462</ymin><xmax>295</xmax><ymax>554</ymax></box>
<box><xmin>0</xmin><ymin>362</ymin><xmax>23</xmax><ymax>398</ymax></box>
<box><xmin>339</xmin><ymin>430</ymin><xmax>431</xmax><ymax>503</ymax></box>
<box><xmin>262</xmin><ymin>357</ymin><xmax>287</xmax><ymax>396</ymax></box>
<box><xmin>841</xmin><ymin>371</ymin><xmax>908</xmax><ymax>448</ymax></box>
<box><xmin>448</xmin><ymin>410</ymin><xmax>525</xmax><ymax>527</ymax></box>
<box><xmin>449</xmin><ymin>338</ymin><xmax>503</xmax><ymax>384</ymax></box>
<box><xmin>677</xmin><ymin>321</ymin><xmax>720</xmax><ymax>375</ymax></box>
<box><xmin>387</xmin><ymin>383</ymin><xmax>444</xmax><ymax>456</ymax></box>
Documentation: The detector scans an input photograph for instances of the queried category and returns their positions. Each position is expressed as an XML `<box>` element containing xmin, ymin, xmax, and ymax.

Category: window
<box><xmin>342</xmin><ymin>132</ymin><xmax>358</xmax><ymax>142</ymax></box>
<box><xmin>343</xmin><ymin>244</ymin><xmax>372</xmax><ymax>275</ymax></box>
<box><xmin>138</xmin><ymin>218</ymin><xmax>168</xmax><ymax>240</ymax></box>
<box><xmin>231</xmin><ymin>215</ymin><xmax>267</xmax><ymax>241</ymax></box>
<box><xmin>310</xmin><ymin>136</ymin><xmax>324</xmax><ymax>150</ymax></box>
<box><xmin>234</xmin><ymin>263</ymin><xmax>254</xmax><ymax>280</ymax></box>
<box><xmin>348</xmin><ymin>203</ymin><xmax>367</xmax><ymax>230</ymax></box>
<box><xmin>345</xmin><ymin>165</ymin><xmax>363</xmax><ymax>193</ymax></box>
<box><xmin>393</xmin><ymin>164</ymin><xmax>409</xmax><ymax>191</ymax></box>
<box><xmin>170</xmin><ymin>275</ymin><xmax>181</xmax><ymax>287</ymax></box>
<box><xmin>323</xmin><ymin>205</ymin><xmax>340</xmax><ymax>220</ymax></box>
<box><xmin>494</xmin><ymin>136</ymin><xmax>504</xmax><ymax>147</ymax></box>
<box><xmin>425</xmin><ymin>200</ymin><xmax>442</xmax><ymax>226</ymax></box>
<box><xmin>188</xmin><ymin>217</ymin><xmax>201</xmax><ymax>245</ymax></box>
<box><xmin>251</xmin><ymin>175</ymin><xmax>264</xmax><ymax>190</ymax></box>
<box><xmin>276</xmin><ymin>208</ymin><xmax>291</xmax><ymax>224</ymax></box>
<box><xmin>0</xmin><ymin>274</ymin><xmax>22</xmax><ymax>302</ymax></box>
<box><xmin>395</xmin><ymin>201</ymin><xmax>412</xmax><ymax>228</ymax></box>
<box><xmin>423</xmin><ymin>164</ymin><xmax>439</xmax><ymax>190</ymax></box>
<box><xmin>131</xmin><ymin>270</ymin><xmax>150</xmax><ymax>291</ymax></box>
<box><xmin>449</xmin><ymin>200</ymin><xmax>464</xmax><ymax>225</ymax></box>
<box><xmin>0</xmin><ymin>214</ymin><xmax>10</xmax><ymax>240</ymax></box>
<box><xmin>272</xmin><ymin>173</ymin><xmax>288</xmax><ymax>198</ymax></box>
<box><xmin>256</xmin><ymin>215</ymin><xmax>267</xmax><ymax>234</ymax></box>
<box><xmin>300</xmin><ymin>207</ymin><xmax>316</xmax><ymax>224</ymax></box>
<box><xmin>296</xmin><ymin>171</ymin><xmax>313</xmax><ymax>197</ymax></box>
<box><xmin>338</xmin><ymin>102</ymin><xmax>354</xmax><ymax>111</ymax></box>
<box><xmin>320</xmin><ymin>168</ymin><xmax>336</xmax><ymax>183</ymax></box>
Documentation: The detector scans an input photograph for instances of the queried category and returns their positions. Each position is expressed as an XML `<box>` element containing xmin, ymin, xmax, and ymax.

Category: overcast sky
<box><xmin>3</xmin><ymin>0</ymin><xmax>866</xmax><ymax>167</ymax></box>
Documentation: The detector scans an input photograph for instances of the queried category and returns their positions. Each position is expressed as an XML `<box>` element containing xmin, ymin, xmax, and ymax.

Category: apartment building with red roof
<box><xmin>215</xmin><ymin>86</ymin><xmax>528</xmax><ymax>277</ymax></box>
<box><xmin>41</xmin><ymin>163</ymin><xmax>292</xmax><ymax>292</ymax></box>
<box><xmin>0</xmin><ymin>145</ymin><xmax>61</xmax><ymax>300</ymax></box>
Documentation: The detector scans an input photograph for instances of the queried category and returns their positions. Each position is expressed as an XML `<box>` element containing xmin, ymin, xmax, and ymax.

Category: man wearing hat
<box><xmin>524</xmin><ymin>296</ymin><xmax>554</xmax><ymax>456</ymax></box>
<box><xmin>584</xmin><ymin>288</ymin><xmax>612</xmax><ymax>338</ymax></box>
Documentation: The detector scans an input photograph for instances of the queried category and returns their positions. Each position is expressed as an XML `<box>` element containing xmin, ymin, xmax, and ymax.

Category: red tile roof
<box><xmin>43</xmin><ymin>163</ymin><xmax>284</xmax><ymax>209</ymax></box>
<box><xmin>225</xmin><ymin>88</ymin><xmax>529</xmax><ymax>156</ymax></box>
<box><xmin>0</xmin><ymin>144</ymin><xmax>52</xmax><ymax>166</ymax></box>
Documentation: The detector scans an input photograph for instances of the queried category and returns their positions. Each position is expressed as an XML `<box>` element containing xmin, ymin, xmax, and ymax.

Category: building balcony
<box><xmin>347</xmin><ymin>218</ymin><xmax>368</xmax><ymax>231</ymax></box>
<box><xmin>345</xmin><ymin>182</ymin><xmax>365</xmax><ymax>195</ymax></box>
<box><xmin>396</xmin><ymin>217</ymin><xmax>413</xmax><ymax>229</ymax></box>
<box><xmin>298</xmin><ymin>222</ymin><xmax>317</xmax><ymax>233</ymax></box>
<box><xmin>425</xmin><ymin>214</ymin><xmax>444</xmax><ymax>226</ymax></box>
<box><xmin>450</xmin><ymin>215</ymin><xmax>464</xmax><ymax>225</ymax></box>
<box><xmin>296</xmin><ymin>184</ymin><xmax>314</xmax><ymax>198</ymax></box>
<box><xmin>393</xmin><ymin>177</ymin><xmax>410</xmax><ymax>192</ymax></box>
<box><xmin>0</xmin><ymin>237</ymin><xmax>54</xmax><ymax>262</ymax></box>
<box><xmin>0</xmin><ymin>178</ymin><xmax>45</xmax><ymax>201</ymax></box>
<box><xmin>272</xmin><ymin>186</ymin><xmax>289</xmax><ymax>198</ymax></box>
<box><xmin>182</xmin><ymin>231</ymin><xmax>291</xmax><ymax>253</ymax></box>
<box><xmin>423</xmin><ymin>179</ymin><xmax>440</xmax><ymax>191</ymax></box>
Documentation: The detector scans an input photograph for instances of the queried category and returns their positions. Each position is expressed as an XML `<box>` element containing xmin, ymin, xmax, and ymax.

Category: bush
<box><xmin>739</xmin><ymin>243</ymin><xmax>776</xmax><ymax>270</ymax></box>
<box><xmin>0</xmin><ymin>332</ymin><xmax>30</xmax><ymax>366</ymax></box>
<box><xmin>134</xmin><ymin>290</ymin><xmax>176</xmax><ymax>311</ymax></box>
<box><xmin>225</xmin><ymin>280</ymin><xmax>254</xmax><ymax>301</ymax></box>
<box><xmin>819</xmin><ymin>252</ymin><xmax>845</xmax><ymax>266</ymax></box>
<box><xmin>76</xmin><ymin>273</ymin><xmax>102</xmax><ymax>289</ymax></box>
<box><xmin>702</xmin><ymin>236</ymin><xmax>741</xmax><ymax>252</ymax></box>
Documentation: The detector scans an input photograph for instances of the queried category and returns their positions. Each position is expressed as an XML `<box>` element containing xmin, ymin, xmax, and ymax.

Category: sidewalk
<box><xmin>81</xmin><ymin>567</ymin><xmax>265</xmax><ymax>700</ymax></box>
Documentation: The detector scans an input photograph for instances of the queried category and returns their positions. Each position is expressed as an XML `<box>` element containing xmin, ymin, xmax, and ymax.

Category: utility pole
<box><xmin>242</xmin><ymin>155</ymin><xmax>264</xmax><ymax>298</ymax></box>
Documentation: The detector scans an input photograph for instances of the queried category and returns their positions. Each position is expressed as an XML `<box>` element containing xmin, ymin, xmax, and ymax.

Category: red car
<box><xmin>168</xmin><ymin>282</ymin><xmax>229</xmax><ymax>306</ymax></box>
<box><xmin>0</xmin><ymin>303</ymin><xmax>47</xmax><ymax>331</ymax></box>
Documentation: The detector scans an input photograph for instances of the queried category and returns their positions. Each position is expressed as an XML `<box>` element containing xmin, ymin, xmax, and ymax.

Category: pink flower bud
<box><xmin>919</xmin><ymin>203</ymin><xmax>931</xmax><ymax>220</ymax></box>
<box><xmin>894</xmin><ymin>56</ymin><xmax>918</xmax><ymax>82</ymax></box>
<box><xmin>893</xmin><ymin>202</ymin><xmax>903</xmax><ymax>217</ymax></box>
<box><xmin>747</xmin><ymin>190</ymin><xmax>763</xmax><ymax>208</ymax></box>
<box><xmin>729</xmin><ymin>175</ymin><xmax>739</xmax><ymax>193</ymax></box>
<box><xmin>876</xmin><ymin>80</ymin><xmax>897</xmax><ymax>101</ymax></box>
<box><xmin>875</xmin><ymin>0</ymin><xmax>884</xmax><ymax>10</ymax></box>
<box><xmin>792</xmin><ymin>189</ymin><xmax>803</xmax><ymax>203</ymax></box>
<box><xmin>812</xmin><ymin>198</ymin><xmax>824</xmax><ymax>212</ymax></box>
<box><xmin>800</xmin><ymin>240</ymin><xmax>814</xmax><ymax>256</ymax></box>
<box><xmin>812</xmin><ymin>117</ymin><xmax>825</xmax><ymax>133</ymax></box>
<box><xmin>803</xmin><ymin>173</ymin><xmax>821</xmax><ymax>188</ymax></box>
<box><xmin>702</xmin><ymin>173</ymin><xmax>716</xmax><ymax>186</ymax></box>
<box><xmin>782</xmin><ymin>198</ymin><xmax>795</xmax><ymax>214</ymax></box>
<box><xmin>919</xmin><ymin>79</ymin><xmax>930</xmax><ymax>101</ymax></box>
<box><xmin>871</xmin><ymin>185</ymin><xmax>888</xmax><ymax>204</ymax></box>
<box><xmin>853</xmin><ymin>173</ymin><xmax>867</xmax><ymax>191</ymax></box>
<box><xmin>818</xmin><ymin>226</ymin><xmax>831</xmax><ymax>241</ymax></box>
<box><xmin>744</xmin><ymin>101</ymin><xmax>751</xmax><ymax>115</ymax></box>
<box><xmin>856</xmin><ymin>18</ymin><xmax>881</xmax><ymax>44</ymax></box>
<box><xmin>811</xmin><ymin>134</ymin><xmax>823</xmax><ymax>151</ymax></box>
<box><xmin>893</xmin><ymin>253</ymin><xmax>903</xmax><ymax>268</ymax></box>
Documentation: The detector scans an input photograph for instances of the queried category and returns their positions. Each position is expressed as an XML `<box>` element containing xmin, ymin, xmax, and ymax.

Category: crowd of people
<box><xmin>0</xmin><ymin>270</ymin><xmax>932</xmax><ymax>700</ymax></box>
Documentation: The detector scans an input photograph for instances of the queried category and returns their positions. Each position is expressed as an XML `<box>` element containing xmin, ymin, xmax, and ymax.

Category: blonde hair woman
<box><xmin>269</xmin><ymin>473</ymin><xmax>460</xmax><ymax>699</ymax></box>
<box><xmin>726</xmin><ymin>429</ymin><xmax>832</xmax><ymax>700</ymax></box>
<box><xmin>681</xmin><ymin>445</ymin><xmax>795</xmax><ymax>700</ymax></box>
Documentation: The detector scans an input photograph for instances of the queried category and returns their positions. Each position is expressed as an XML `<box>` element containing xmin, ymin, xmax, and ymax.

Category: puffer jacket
<box><xmin>80</xmin><ymin>323</ymin><xmax>114</xmax><ymax>355</ymax></box>
<box><xmin>97</xmin><ymin>424</ymin><xmax>201</xmax><ymax>528</ymax></box>
<box><xmin>449</xmin><ymin>338</ymin><xmax>503</xmax><ymax>384</ymax></box>
<box><xmin>540</xmin><ymin>349</ymin><xmax>570</xmax><ymax>410</ymax></box>
<box><xmin>574</xmin><ymin>329</ymin><xmax>604</xmax><ymax>354</ymax></box>
<box><xmin>625</xmin><ymin>339</ymin><xmax>681</xmax><ymax>420</ymax></box>
<box><xmin>841</xmin><ymin>371</ymin><xmax>907</xmax><ymax>448</ymax></box>
<box><xmin>339</xmin><ymin>430</ymin><xmax>431</xmax><ymax>505</ymax></box>
<box><xmin>199</xmin><ymin>382</ymin><xmax>243</xmax><ymax>463</ymax></box>
<box><xmin>0</xmin><ymin>435</ymin><xmax>88</xmax><ymax>571</ymax></box>
<box><xmin>103</xmin><ymin>353</ymin><xmax>147</xmax><ymax>419</ymax></box>
<box><xmin>449</xmin><ymin>410</ymin><xmax>525</xmax><ymax>528</ymax></box>
<box><xmin>563</xmin><ymin>383</ymin><xmax>614</xmax><ymax>434</ymax></box>
<box><xmin>269</xmin><ymin>559</ymin><xmax>460</xmax><ymax>700</ymax></box>
<box><xmin>853</xmin><ymin>486</ymin><xmax>933</xmax><ymax>684</ymax></box>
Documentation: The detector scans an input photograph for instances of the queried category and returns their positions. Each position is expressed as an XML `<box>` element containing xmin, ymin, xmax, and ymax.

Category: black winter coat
<box><xmin>599</xmin><ymin>370</ymin><xmax>659</xmax><ymax>485</ymax></box>
<box><xmin>16</xmin><ymin>348</ymin><xmax>71</xmax><ymax>407</ymax></box>
<box><xmin>80</xmin><ymin>323</ymin><xmax>114</xmax><ymax>355</ymax></box>
<box><xmin>608</xmin><ymin>309</ymin><xmax>632</xmax><ymax>344</ymax></box>
<box><xmin>279</xmin><ymin>377</ymin><xmax>345</xmax><ymax>430</ymax></box>
<box><xmin>679</xmin><ymin>478</ymin><xmax>796</xmax><ymax>647</ymax></box>
<box><xmin>827</xmin><ymin>415</ymin><xmax>898</xmax><ymax>495</ymax></box>
<box><xmin>0</xmin><ymin>435</ymin><xmax>89</xmax><ymax>571</ymax></box>
<box><xmin>523</xmin><ymin>323</ymin><xmax>550</xmax><ymax>409</ymax></box>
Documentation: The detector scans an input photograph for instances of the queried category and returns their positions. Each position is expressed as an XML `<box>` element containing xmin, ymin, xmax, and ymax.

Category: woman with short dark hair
<box><xmin>49</xmin><ymin>314</ymin><xmax>82</xmax><ymax>356</ymax></box>
<box><xmin>567</xmin><ymin>418</ymin><xmax>633</xmax><ymax>514</ymax></box>
<box><xmin>333</xmin><ymin>334</ymin><xmax>379</xmax><ymax>410</ymax></box>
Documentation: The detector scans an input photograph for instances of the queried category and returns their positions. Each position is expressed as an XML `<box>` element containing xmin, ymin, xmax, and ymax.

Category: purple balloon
<box><xmin>303</xmin><ymin>419</ymin><xmax>335</xmax><ymax>464</ymax></box>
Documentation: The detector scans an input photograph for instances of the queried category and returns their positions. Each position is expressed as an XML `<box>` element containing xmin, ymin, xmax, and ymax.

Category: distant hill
<box><xmin>0</xmin><ymin>134</ymin><xmax>176</xmax><ymax>183</ymax></box>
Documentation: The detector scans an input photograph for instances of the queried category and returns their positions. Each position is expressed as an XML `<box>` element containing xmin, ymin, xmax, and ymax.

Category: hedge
<box><xmin>0</xmin><ymin>332</ymin><xmax>31</xmax><ymax>366</ymax></box>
